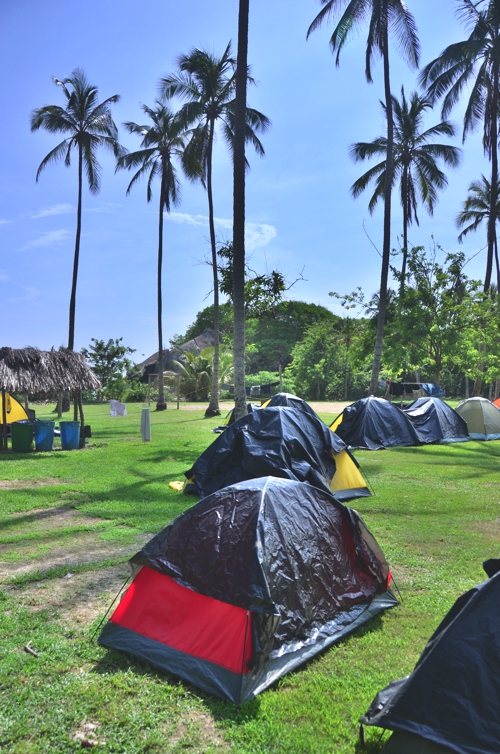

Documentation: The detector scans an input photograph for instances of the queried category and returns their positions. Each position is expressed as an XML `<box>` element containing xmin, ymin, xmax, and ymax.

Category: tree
<box><xmin>457</xmin><ymin>175</ymin><xmax>500</xmax><ymax>288</ymax></box>
<box><xmin>386</xmin><ymin>245</ymin><xmax>480</xmax><ymax>383</ymax></box>
<box><xmin>161</xmin><ymin>44</ymin><xmax>270</xmax><ymax>418</ymax></box>
<box><xmin>81</xmin><ymin>338</ymin><xmax>135</xmax><ymax>400</ymax></box>
<box><xmin>307</xmin><ymin>0</ymin><xmax>420</xmax><ymax>395</ymax></box>
<box><xmin>30</xmin><ymin>69</ymin><xmax>123</xmax><ymax>352</ymax></box>
<box><xmin>116</xmin><ymin>102</ymin><xmax>186</xmax><ymax>411</ymax></box>
<box><xmin>420</xmin><ymin>0</ymin><xmax>500</xmax><ymax>292</ymax></box>
<box><xmin>173</xmin><ymin>348</ymin><xmax>213</xmax><ymax>402</ymax></box>
<box><xmin>350</xmin><ymin>87</ymin><xmax>461</xmax><ymax>292</ymax></box>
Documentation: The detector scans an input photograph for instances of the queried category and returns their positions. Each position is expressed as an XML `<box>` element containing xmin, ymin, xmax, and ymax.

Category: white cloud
<box><xmin>0</xmin><ymin>219</ymin><xmax>12</xmax><ymax>226</ymax></box>
<box><xmin>22</xmin><ymin>229</ymin><xmax>71</xmax><ymax>250</ymax></box>
<box><xmin>166</xmin><ymin>212</ymin><xmax>277</xmax><ymax>251</ymax></box>
<box><xmin>8</xmin><ymin>286</ymin><xmax>39</xmax><ymax>303</ymax></box>
<box><xmin>0</xmin><ymin>269</ymin><xmax>9</xmax><ymax>282</ymax></box>
<box><xmin>31</xmin><ymin>204</ymin><xmax>74</xmax><ymax>219</ymax></box>
<box><xmin>86</xmin><ymin>203</ymin><xmax>121</xmax><ymax>213</ymax></box>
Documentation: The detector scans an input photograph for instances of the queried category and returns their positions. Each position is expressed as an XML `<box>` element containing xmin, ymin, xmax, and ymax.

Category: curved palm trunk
<box><xmin>400</xmin><ymin>163</ymin><xmax>409</xmax><ymax>296</ymax></box>
<box><xmin>485</xmin><ymin>64</ymin><xmax>499</xmax><ymax>293</ymax></box>
<box><xmin>205</xmin><ymin>120</ymin><xmax>221</xmax><ymax>417</ymax></box>
<box><xmin>369</xmin><ymin>21</ymin><xmax>393</xmax><ymax>396</ymax></box>
<box><xmin>156</xmin><ymin>176</ymin><xmax>167</xmax><ymax>411</ymax></box>
<box><xmin>68</xmin><ymin>143</ymin><xmax>83</xmax><ymax>351</ymax></box>
<box><xmin>232</xmin><ymin>0</ymin><xmax>249</xmax><ymax>422</ymax></box>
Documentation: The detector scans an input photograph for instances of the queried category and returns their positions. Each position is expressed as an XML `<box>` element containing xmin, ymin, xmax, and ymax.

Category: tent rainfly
<box><xmin>99</xmin><ymin>477</ymin><xmax>396</xmax><ymax>703</ymax></box>
<box><xmin>403</xmin><ymin>397</ymin><xmax>469</xmax><ymax>444</ymax></box>
<box><xmin>331</xmin><ymin>396</ymin><xmax>420</xmax><ymax>450</ymax></box>
<box><xmin>0</xmin><ymin>347</ymin><xmax>101</xmax><ymax>450</ymax></box>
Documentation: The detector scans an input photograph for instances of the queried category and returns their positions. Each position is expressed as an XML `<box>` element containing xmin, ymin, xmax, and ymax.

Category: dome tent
<box><xmin>260</xmin><ymin>392</ymin><xmax>319</xmax><ymax>419</ymax></box>
<box><xmin>360</xmin><ymin>561</ymin><xmax>500</xmax><ymax>754</ymax></box>
<box><xmin>184</xmin><ymin>406</ymin><xmax>371</xmax><ymax>502</ymax></box>
<box><xmin>403</xmin><ymin>397</ymin><xmax>469</xmax><ymax>444</ymax></box>
<box><xmin>331</xmin><ymin>396</ymin><xmax>420</xmax><ymax>450</ymax></box>
<box><xmin>455</xmin><ymin>397</ymin><xmax>500</xmax><ymax>440</ymax></box>
<box><xmin>99</xmin><ymin>477</ymin><xmax>397</xmax><ymax>703</ymax></box>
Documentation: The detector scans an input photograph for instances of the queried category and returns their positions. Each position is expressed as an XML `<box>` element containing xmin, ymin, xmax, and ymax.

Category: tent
<box><xmin>217</xmin><ymin>403</ymin><xmax>260</xmax><ymax>429</ymax></box>
<box><xmin>331</xmin><ymin>396</ymin><xmax>420</xmax><ymax>450</ymax></box>
<box><xmin>185</xmin><ymin>406</ymin><xmax>371</xmax><ymax>502</ymax></box>
<box><xmin>0</xmin><ymin>393</ymin><xmax>28</xmax><ymax>424</ymax></box>
<box><xmin>403</xmin><ymin>397</ymin><xmax>469</xmax><ymax>444</ymax></box>
<box><xmin>455</xmin><ymin>397</ymin><xmax>500</xmax><ymax>440</ymax></box>
<box><xmin>99</xmin><ymin>476</ymin><xmax>397</xmax><ymax>703</ymax></box>
<box><xmin>260</xmin><ymin>392</ymin><xmax>319</xmax><ymax>419</ymax></box>
<box><xmin>360</xmin><ymin>561</ymin><xmax>500</xmax><ymax>754</ymax></box>
<box><xmin>493</xmin><ymin>397</ymin><xmax>500</xmax><ymax>409</ymax></box>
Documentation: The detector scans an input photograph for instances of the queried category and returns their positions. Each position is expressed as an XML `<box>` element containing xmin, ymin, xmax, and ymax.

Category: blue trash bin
<box><xmin>34</xmin><ymin>420</ymin><xmax>55</xmax><ymax>451</ymax></box>
<box><xmin>59</xmin><ymin>421</ymin><xmax>80</xmax><ymax>450</ymax></box>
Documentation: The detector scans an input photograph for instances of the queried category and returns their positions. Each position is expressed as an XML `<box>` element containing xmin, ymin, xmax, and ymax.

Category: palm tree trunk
<box><xmin>400</xmin><ymin>164</ymin><xmax>409</xmax><ymax>296</ymax></box>
<box><xmin>485</xmin><ymin>65</ymin><xmax>499</xmax><ymax>292</ymax></box>
<box><xmin>156</xmin><ymin>176</ymin><xmax>167</xmax><ymax>411</ymax></box>
<box><xmin>232</xmin><ymin>0</ymin><xmax>249</xmax><ymax>422</ymax></box>
<box><xmin>68</xmin><ymin>143</ymin><xmax>83</xmax><ymax>351</ymax></box>
<box><xmin>369</xmin><ymin>22</ymin><xmax>393</xmax><ymax>396</ymax></box>
<box><xmin>205</xmin><ymin>120</ymin><xmax>221</xmax><ymax>417</ymax></box>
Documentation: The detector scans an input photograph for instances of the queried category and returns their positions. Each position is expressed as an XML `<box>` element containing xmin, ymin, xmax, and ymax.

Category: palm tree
<box><xmin>456</xmin><ymin>175</ymin><xmax>500</xmax><ymax>288</ymax></box>
<box><xmin>419</xmin><ymin>0</ymin><xmax>500</xmax><ymax>292</ymax></box>
<box><xmin>160</xmin><ymin>44</ymin><xmax>270</xmax><ymax>418</ymax></box>
<box><xmin>116</xmin><ymin>102</ymin><xmax>186</xmax><ymax>411</ymax></box>
<box><xmin>350</xmin><ymin>88</ymin><xmax>461</xmax><ymax>292</ymax></box>
<box><xmin>30</xmin><ymin>68</ymin><xmax>123</xmax><ymax>351</ymax></box>
<box><xmin>307</xmin><ymin>0</ymin><xmax>420</xmax><ymax>395</ymax></box>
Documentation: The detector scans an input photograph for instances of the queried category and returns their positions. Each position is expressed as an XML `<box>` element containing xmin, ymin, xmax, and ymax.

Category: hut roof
<box><xmin>0</xmin><ymin>348</ymin><xmax>101</xmax><ymax>394</ymax></box>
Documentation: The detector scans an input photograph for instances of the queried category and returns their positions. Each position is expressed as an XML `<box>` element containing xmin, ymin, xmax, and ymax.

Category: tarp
<box><xmin>421</xmin><ymin>383</ymin><xmax>445</xmax><ymax>398</ymax></box>
<box><xmin>0</xmin><ymin>393</ymin><xmax>28</xmax><ymax>424</ymax></box>
<box><xmin>99</xmin><ymin>476</ymin><xmax>397</xmax><ymax>703</ymax></box>
<box><xmin>331</xmin><ymin>396</ymin><xmax>420</xmax><ymax>450</ymax></box>
<box><xmin>185</xmin><ymin>406</ymin><xmax>371</xmax><ymax>502</ymax></box>
<box><xmin>403</xmin><ymin>397</ymin><xmax>469</xmax><ymax>444</ymax></box>
<box><xmin>260</xmin><ymin>392</ymin><xmax>319</xmax><ymax>419</ymax></box>
<box><xmin>455</xmin><ymin>397</ymin><xmax>500</xmax><ymax>440</ymax></box>
<box><xmin>361</xmin><ymin>563</ymin><xmax>500</xmax><ymax>754</ymax></box>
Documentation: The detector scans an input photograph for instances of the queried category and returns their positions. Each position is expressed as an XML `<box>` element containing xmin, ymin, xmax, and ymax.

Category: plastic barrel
<box><xmin>60</xmin><ymin>421</ymin><xmax>80</xmax><ymax>450</ymax></box>
<box><xmin>34</xmin><ymin>420</ymin><xmax>55</xmax><ymax>451</ymax></box>
<box><xmin>11</xmin><ymin>420</ymin><xmax>33</xmax><ymax>452</ymax></box>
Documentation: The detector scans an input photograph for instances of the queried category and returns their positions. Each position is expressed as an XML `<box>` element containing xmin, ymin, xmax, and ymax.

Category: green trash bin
<box><xmin>11</xmin><ymin>420</ymin><xmax>33</xmax><ymax>452</ymax></box>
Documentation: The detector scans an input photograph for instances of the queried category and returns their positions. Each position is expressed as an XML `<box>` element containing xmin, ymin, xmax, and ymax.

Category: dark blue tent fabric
<box><xmin>403</xmin><ymin>398</ymin><xmax>469</xmax><ymax>444</ymax></box>
<box><xmin>361</xmin><ymin>567</ymin><xmax>500</xmax><ymax>754</ymax></box>
<box><xmin>421</xmin><ymin>383</ymin><xmax>445</xmax><ymax>397</ymax></box>
<box><xmin>185</xmin><ymin>406</ymin><xmax>346</xmax><ymax>498</ymax></box>
<box><xmin>262</xmin><ymin>393</ymin><xmax>319</xmax><ymax>419</ymax></box>
<box><xmin>333</xmin><ymin>397</ymin><xmax>420</xmax><ymax>450</ymax></box>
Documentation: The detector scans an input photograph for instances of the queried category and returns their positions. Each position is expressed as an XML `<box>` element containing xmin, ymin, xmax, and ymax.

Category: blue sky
<box><xmin>0</xmin><ymin>0</ymin><xmax>489</xmax><ymax>363</ymax></box>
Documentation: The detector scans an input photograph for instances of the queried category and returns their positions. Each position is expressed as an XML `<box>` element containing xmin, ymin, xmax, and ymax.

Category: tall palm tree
<box><xmin>160</xmin><ymin>44</ymin><xmax>270</xmax><ymax>418</ymax></box>
<box><xmin>456</xmin><ymin>175</ymin><xmax>500</xmax><ymax>287</ymax></box>
<box><xmin>30</xmin><ymin>68</ymin><xmax>123</xmax><ymax>351</ymax></box>
<box><xmin>116</xmin><ymin>102</ymin><xmax>186</xmax><ymax>411</ymax></box>
<box><xmin>420</xmin><ymin>0</ymin><xmax>500</xmax><ymax>292</ymax></box>
<box><xmin>307</xmin><ymin>0</ymin><xmax>420</xmax><ymax>395</ymax></box>
<box><xmin>350</xmin><ymin>88</ymin><xmax>461</xmax><ymax>292</ymax></box>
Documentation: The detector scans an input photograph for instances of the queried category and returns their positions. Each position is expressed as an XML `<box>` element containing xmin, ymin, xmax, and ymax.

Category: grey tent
<box><xmin>455</xmin><ymin>397</ymin><xmax>500</xmax><ymax>440</ymax></box>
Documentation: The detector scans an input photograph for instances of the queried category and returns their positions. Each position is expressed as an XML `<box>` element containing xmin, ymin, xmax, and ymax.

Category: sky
<box><xmin>0</xmin><ymin>0</ymin><xmax>491</xmax><ymax>364</ymax></box>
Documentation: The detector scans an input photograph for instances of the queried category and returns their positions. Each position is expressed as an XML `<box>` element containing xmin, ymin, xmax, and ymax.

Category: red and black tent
<box><xmin>99</xmin><ymin>477</ymin><xmax>396</xmax><ymax>703</ymax></box>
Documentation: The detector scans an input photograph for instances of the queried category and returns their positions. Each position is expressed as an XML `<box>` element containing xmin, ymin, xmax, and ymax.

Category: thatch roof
<box><xmin>0</xmin><ymin>347</ymin><xmax>101</xmax><ymax>393</ymax></box>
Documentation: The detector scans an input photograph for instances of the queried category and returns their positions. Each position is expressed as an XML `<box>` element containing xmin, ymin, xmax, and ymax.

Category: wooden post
<box><xmin>177</xmin><ymin>374</ymin><xmax>180</xmax><ymax>410</ymax></box>
<box><xmin>24</xmin><ymin>393</ymin><xmax>29</xmax><ymax>411</ymax></box>
<box><xmin>1</xmin><ymin>389</ymin><xmax>8</xmax><ymax>451</ymax></box>
<box><xmin>147</xmin><ymin>375</ymin><xmax>151</xmax><ymax>407</ymax></box>
<box><xmin>278</xmin><ymin>364</ymin><xmax>282</xmax><ymax>392</ymax></box>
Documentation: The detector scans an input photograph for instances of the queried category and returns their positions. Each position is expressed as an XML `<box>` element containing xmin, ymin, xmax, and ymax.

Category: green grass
<box><xmin>1</xmin><ymin>402</ymin><xmax>498</xmax><ymax>752</ymax></box>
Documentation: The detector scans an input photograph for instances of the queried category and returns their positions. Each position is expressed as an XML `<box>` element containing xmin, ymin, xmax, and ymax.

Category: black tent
<box><xmin>99</xmin><ymin>477</ymin><xmax>397</xmax><ymax>703</ymax></box>
<box><xmin>261</xmin><ymin>392</ymin><xmax>319</xmax><ymax>419</ymax></box>
<box><xmin>403</xmin><ymin>397</ymin><xmax>469</xmax><ymax>444</ymax></box>
<box><xmin>185</xmin><ymin>406</ymin><xmax>371</xmax><ymax>502</ymax></box>
<box><xmin>331</xmin><ymin>396</ymin><xmax>420</xmax><ymax>450</ymax></box>
<box><xmin>361</xmin><ymin>561</ymin><xmax>500</xmax><ymax>754</ymax></box>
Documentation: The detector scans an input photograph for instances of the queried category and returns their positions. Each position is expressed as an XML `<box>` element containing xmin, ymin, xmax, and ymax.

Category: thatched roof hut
<box><xmin>0</xmin><ymin>347</ymin><xmax>101</xmax><ymax>393</ymax></box>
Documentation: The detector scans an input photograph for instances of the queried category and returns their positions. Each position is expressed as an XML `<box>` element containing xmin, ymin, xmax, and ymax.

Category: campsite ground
<box><xmin>0</xmin><ymin>401</ymin><xmax>498</xmax><ymax>752</ymax></box>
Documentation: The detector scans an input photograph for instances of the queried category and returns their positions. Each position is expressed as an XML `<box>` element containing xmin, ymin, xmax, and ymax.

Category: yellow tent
<box><xmin>0</xmin><ymin>393</ymin><xmax>28</xmax><ymax>424</ymax></box>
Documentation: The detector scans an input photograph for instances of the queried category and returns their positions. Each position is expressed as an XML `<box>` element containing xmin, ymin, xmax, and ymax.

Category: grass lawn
<box><xmin>0</xmin><ymin>401</ymin><xmax>498</xmax><ymax>753</ymax></box>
